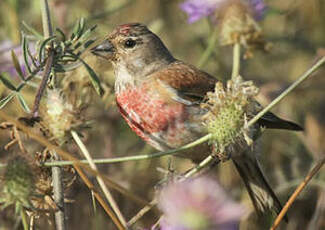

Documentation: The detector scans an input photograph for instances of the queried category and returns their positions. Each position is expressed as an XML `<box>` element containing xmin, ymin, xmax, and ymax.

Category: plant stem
<box><xmin>20</xmin><ymin>207</ymin><xmax>28</xmax><ymax>230</ymax></box>
<box><xmin>183</xmin><ymin>155</ymin><xmax>218</xmax><ymax>178</ymax></box>
<box><xmin>31</xmin><ymin>53</ymin><xmax>53</xmax><ymax>117</ymax></box>
<box><xmin>271</xmin><ymin>157</ymin><xmax>325</xmax><ymax>230</ymax></box>
<box><xmin>32</xmin><ymin>0</ymin><xmax>55</xmax><ymax>118</ymax></box>
<box><xmin>248</xmin><ymin>56</ymin><xmax>325</xmax><ymax>127</ymax></box>
<box><xmin>71</xmin><ymin>130</ymin><xmax>127</xmax><ymax>227</ymax></box>
<box><xmin>51</xmin><ymin>151</ymin><xmax>66</xmax><ymax>230</ymax></box>
<box><xmin>40</xmin><ymin>0</ymin><xmax>53</xmax><ymax>37</ymax></box>
<box><xmin>39</xmin><ymin>1</ymin><xmax>66</xmax><ymax>229</ymax></box>
<box><xmin>43</xmin><ymin>134</ymin><xmax>212</xmax><ymax>166</ymax></box>
<box><xmin>197</xmin><ymin>27</ymin><xmax>218</xmax><ymax>68</ymax></box>
<box><xmin>231</xmin><ymin>43</ymin><xmax>241</xmax><ymax>80</ymax></box>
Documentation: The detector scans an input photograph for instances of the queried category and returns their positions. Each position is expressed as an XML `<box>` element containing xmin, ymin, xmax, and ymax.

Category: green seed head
<box><xmin>1</xmin><ymin>156</ymin><xmax>34</xmax><ymax>210</ymax></box>
<box><xmin>201</xmin><ymin>76</ymin><xmax>259</xmax><ymax>160</ymax></box>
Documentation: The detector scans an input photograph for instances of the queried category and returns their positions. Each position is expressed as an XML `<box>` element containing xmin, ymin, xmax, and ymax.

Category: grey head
<box><xmin>91</xmin><ymin>23</ymin><xmax>175</xmax><ymax>81</ymax></box>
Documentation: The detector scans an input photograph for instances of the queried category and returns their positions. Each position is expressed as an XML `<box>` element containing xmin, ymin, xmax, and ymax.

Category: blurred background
<box><xmin>0</xmin><ymin>0</ymin><xmax>324</xmax><ymax>229</ymax></box>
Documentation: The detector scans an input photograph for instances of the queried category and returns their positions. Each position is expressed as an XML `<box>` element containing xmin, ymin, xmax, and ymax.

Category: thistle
<box><xmin>201</xmin><ymin>76</ymin><xmax>259</xmax><ymax>160</ymax></box>
<box><xmin>0</xmin><ymin>156</ymin><xmax>34</xmax><ymax>213</ymax></box>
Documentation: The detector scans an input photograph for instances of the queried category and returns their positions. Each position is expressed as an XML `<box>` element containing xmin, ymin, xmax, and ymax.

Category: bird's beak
<box><xmin>91</xmin><ymin>39</ymin><xmax>115</xmax><ymax>59</ymax></box>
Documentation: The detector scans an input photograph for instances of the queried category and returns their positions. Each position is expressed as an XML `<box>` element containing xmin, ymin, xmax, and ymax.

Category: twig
<box><xmin>71</xmin><ymin>130</ymin><xmax>127</xmax><ymax>227</ymax></box>
<box><xmin>231</xmin><ymin>43</ymin><xmax>241</xmax><ymax>80</ymax></box>
<box><xmin>31</xmin><ymin>52</ymin><xmax>53</xmax><ymax>118</ymax></box>
<box><xmin>270</xmin><ymin>157</ymin><xmax>325</xmax><ymax>230</ymax></box>
<box><xmin>127</xmin><ymin>199</ymin><xmax>158</xmax><ymax>227</ymax></box>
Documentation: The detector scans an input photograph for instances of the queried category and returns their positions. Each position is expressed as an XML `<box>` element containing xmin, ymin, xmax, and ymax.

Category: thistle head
<box><xmin>201</xmin><ymin>76</ymin><xmax>259</xmax><ymax>160</ymax></box>
<box><xmin>0</xmin><ymin>156</ymin><xmax>34</xmax><ymax>212</ymax></box>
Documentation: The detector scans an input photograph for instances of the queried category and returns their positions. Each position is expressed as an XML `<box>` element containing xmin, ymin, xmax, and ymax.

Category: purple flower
<box><xmin>180</xmin><ymin>0</ymin><xmax>266</xmax><ymax>23</ymax></box>
<box><xmin>249</xmin><ymin>0</ymin><xmax>267</xmax><ymax>20</ymax></box>
<box><xmin>157</xmin><ymin>176</ymin><xmax>245</xmax><ymax>230</ymax></box>
<box><xmin>180</xmin><ymin>0</ymin><xmax>225</xmax><ymax>23</ymax></box>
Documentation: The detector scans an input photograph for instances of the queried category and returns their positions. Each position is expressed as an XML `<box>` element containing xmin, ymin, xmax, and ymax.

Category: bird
<box><xmin>91</xmin><ymin>23</ymin><xmax>302</xmax><ymax>219</ymax></box>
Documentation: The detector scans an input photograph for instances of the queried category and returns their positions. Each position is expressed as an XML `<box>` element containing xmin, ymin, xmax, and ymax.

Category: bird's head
<box><xmin>91</xmin><ymin>23</ymin><xmax>175</xmax><ymax>78</ymax></box>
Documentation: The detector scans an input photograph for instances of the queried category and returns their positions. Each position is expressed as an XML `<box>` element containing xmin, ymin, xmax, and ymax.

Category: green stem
<box><xmin>231</xmin><ymin>43</ymin><xmax>241</xmax><ymax>80</ymax></box>
<box><xmin>42</xmin><ymin>134</ymin><xmax>212</xmax><ymax>166</ymax></box>
<box><xmin>20</xmin><ymin>207</ymin><xmax>28</xmax><ymax>230</ymax></box>
<box><xmin>40</xmin><ymin>0</ymin><xmax>52</xmax><ymax>37</ymax></box>
<box><xmin>197</xmin><ymin>27</ymin><xmax>218</xmax><ymax>68</ymax></box>
<box><xmin>248</xmin><ymin>56</ymin><xmax>325</xmax><ymax>127</ymax></box>
<box><xmin>183</xmin><ymin>155</ymin><xmax>217</xmax><ymax>179</ymax></box>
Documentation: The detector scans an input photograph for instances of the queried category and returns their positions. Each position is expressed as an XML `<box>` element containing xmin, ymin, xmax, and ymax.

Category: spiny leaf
<box><xmin>0</xmin><ymin>93</ymin><xmax>15</xmax><ymax>109</ymax></box>
<box><xmin>11</xmin><ymin>50</ymin><xmax>25</xmax><ymax>80</ymax></box>
<box><xmin>16</xmin><ymin>93</ymin><xmax>30</xmax><ymax>113</ymax></box>
<box><xmin>0</xmin><ymin>73</ymin><xmax>17</xmax><ymax>91</ymax></box>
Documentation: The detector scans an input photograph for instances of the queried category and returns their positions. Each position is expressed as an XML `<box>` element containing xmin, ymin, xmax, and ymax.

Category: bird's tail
<box><xmin>232</xmin><ymin>154</ymin><xmax>287</xmax><ymax>221</ymax></box>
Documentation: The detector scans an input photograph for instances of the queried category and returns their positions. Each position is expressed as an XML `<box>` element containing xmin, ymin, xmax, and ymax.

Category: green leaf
<box><xmin>82</xmin><ymin>60</ymin><xmax>104</xmax><ymax>96</ymax></box>
<box><xmin>0</xmin><ymin>73</ymin><xmax>17</xmax><ymax>91</ymax></box>
<box><xmin>16</xmin><ymin>93</ymin><xmax>30</xmax><ymax>113</ymax></box>
<box><xmin>38</xmin><ymin>36</ymin><xmax>56</xmax><ymax>62</ymax></box>
<box><xmin>83</xmin><ymin>39</ymin><xmax>96</xmax><ymax>49</ymax></box>
<box><xmin>0</xmin><ymin>93</ymin><xmax>15</xmax><ymax>109</ymax></box>
<box><xmin>21</xmin><ymin>21</ymin><xmax>43</xmax><ymax>40</ymax></box>
<box><xmin>11</xmin><ymin>50</ymin><xmax>25</xmax><ymax>80</ymax></box>
<box><xmin>22</xmin><ymin>35</ymin><xmax>32</xmax><ymax>74</ymax></box>
<box><xmin>78</xmin><ymin>25</ymin><xmax>97</xmax><ymax>43</ymax></box>
<box><xmin>76</xmin><ymin>18</ymin><xmax>86</xmax><ymax>40</ymax></box>
<box><xmin>56</xmin><ymin>28</ymin><xmax>66</xmax><ymax>41</ymax></box>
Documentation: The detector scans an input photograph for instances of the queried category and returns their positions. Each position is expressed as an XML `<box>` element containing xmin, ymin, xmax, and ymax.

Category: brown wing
<box><xmin>150</xmin><ymin>60</ymin><xmax>303</xmax><ymax>131</ymax></box>
<box><xmin>152</xmin><ymin>60</ymin><xmax>218</xmax><ymax>104</ymax></box>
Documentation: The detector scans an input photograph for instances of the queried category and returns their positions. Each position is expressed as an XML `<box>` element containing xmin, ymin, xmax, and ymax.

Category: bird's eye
<box><xmin>124</xmin><ymin>39</ymin><xmax>136</xmax><ymax>48</ymax></box>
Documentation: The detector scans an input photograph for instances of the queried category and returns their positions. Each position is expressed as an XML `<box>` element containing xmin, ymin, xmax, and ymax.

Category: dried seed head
<box><xmin>0</xmin><ymin>156</ymin><xmax>34</xmax><ymax>211</ymax></box>
<box><xmin>42</xmin><ymin>89</ymin><xmax>76</xmax><ymax>142</ymax></box>
<box><xmin>201</xmin><ymin>76</ymin><xmax>259</xmax><ymax>160</ymax></box>
<box><xmin>218</xmin><ymin>0</ymin><xmax>270</xmax><ymax>57</ymax></box>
